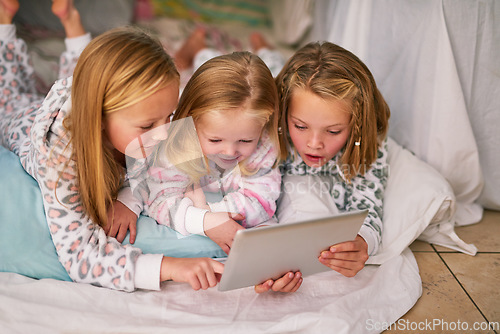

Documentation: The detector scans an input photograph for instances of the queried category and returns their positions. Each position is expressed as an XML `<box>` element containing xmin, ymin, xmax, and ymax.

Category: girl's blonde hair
<box><xmin>64</xmin><ymin>27</ymin><xmax>179</xmax><ymax>228</ymax></box>
<box><xmin>275</xmin><ymin>41</ymin><xmax>390</xmax><ymax>181</ymax></box>
<box><xmin>170</xmin><ymin>51</ymin><xmax>279</xmax><ymax>180</ymax></box>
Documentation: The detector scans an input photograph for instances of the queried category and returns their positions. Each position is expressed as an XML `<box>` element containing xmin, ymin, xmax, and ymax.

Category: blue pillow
<box><xmin>0</xmin><ymin>146</ymin><xmax>226</xmax><ymax>281</ymax></box>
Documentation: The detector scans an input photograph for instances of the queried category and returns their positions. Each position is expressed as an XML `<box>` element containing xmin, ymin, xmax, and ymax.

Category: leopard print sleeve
<box><xmin>343</xmin><ymin>138</ymin><xmax>389</xmax><ymax>255</ymax></box>
<box><xmin>57</xmin><ymin>33</ymin><xmax>92</xmax><ymax>80</ymax></box>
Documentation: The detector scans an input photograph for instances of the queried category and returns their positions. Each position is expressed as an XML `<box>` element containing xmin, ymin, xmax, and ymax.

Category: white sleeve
<box><xmin>133</xmin><ymin>254</ymin><xmax>163</xmax><ymax>290</ymax></box>
<box><xmin>184</xmin><ymin>206</ymin><xmax>208</xmax><ymax>236</ymax></box>
<box><xmin>117</xmin><ymin>184</ymin><xmax>143</xmax><ymax>218</ymax></box>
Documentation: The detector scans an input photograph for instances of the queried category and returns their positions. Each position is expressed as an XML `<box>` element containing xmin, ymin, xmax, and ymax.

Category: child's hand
<box><xmin>105</xmin><ymin>201</ymin><xmax>138</xmax><ymax>244</ymax></box>
<box><xmin>254</xmin><ymin>271</ymin><xmax>303</xmax><ymax>293</ymax></box>
<box><xmin>318</xmin><ymin>235</ymin><xmax>369</xmax><ymax>277</ymax></box>
<box><xmin>184</xmin><ymin>184</ymin><xmax>209</xmax><ymax>210</ymax></box>
<box><xmin>203</xmin><ymin>212</ymin><xmax>245</xmax><ymax>254</ymax></box>
<box><xmin>160</xmin><ymin>257</ymin><xmax>224</xmax><ymax>290</ymax></box>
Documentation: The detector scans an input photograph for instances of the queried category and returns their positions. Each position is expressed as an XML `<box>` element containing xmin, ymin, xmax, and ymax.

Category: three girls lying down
<box><xmin>0</xmin><ymin>0</ymin><xmax>389</xmax><ymax>293</ymax></box>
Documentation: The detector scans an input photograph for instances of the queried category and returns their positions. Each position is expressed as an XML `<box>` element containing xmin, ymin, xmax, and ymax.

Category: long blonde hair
<box><xmin>170</xmin><ymin>51</ymin><xmax>280</xmax><ymax>180</ymax></box>
<box><xmin>275</xmin><ymin>41</ymin><xmax>390</xmax><ymax>180</ymax></box>
<box><xmin>64</xmin><ymin>27</ymin><xmax>179</xmax><ymax>227</ymax></box>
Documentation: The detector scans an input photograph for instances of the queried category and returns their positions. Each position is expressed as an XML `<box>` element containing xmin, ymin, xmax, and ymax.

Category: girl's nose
<box><xmin>222</xmin><ymin>143</ymin><xmax>237</xmax><ymax>157</ymax></box>
<box><xmin>150</xmin><ymin>124</ymin><xmax>169</xmax><ymax>142</ymax></box>
<box><xmin>307</xmin><ymin>132</ymin><xmax>324</xmax><ymax>149</ymax></box>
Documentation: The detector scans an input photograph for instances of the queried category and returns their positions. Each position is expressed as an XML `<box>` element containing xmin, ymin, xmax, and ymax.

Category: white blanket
<box><xmin>0</xmin><ymin>248</ymin><xmax>420</xmax><ymax>334</ymax></box>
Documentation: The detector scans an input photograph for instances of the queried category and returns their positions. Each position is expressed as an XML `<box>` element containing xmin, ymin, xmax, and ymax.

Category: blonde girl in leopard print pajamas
<box><xmin>0</xmin><ymin>0</ymin><xmax>227</xmax><ymax>292</ymax></box>
<box><xmin>274</xmin><ymin>41</ymin><xmax>391</xmax><ymax>281</ymax></box>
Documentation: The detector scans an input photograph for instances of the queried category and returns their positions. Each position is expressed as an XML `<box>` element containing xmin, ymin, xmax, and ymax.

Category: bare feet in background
<box><xmin>174</xmin><ymin>27</ymin><xmax>207</xmax><ymax>71</ymax></box>
<box><xmin>51</xmin><ymin>0</ymin><xmax>85</xmax><ymax>38</ymax></box>
<box><xmin>0</xmin><ymin>0</ymin><xmax>19</xmax><ymax>24</ymax></box>
<box><xmin>249</xmin><ymin>32</ymin><xmax>272</xmax><ymax>53</ymax></box>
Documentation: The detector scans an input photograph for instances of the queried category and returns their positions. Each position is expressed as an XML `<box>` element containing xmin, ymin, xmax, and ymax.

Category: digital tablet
<box><xmin>217</xmin><ymin>210</ymin><xmax>368</xmax><ymax>291</ymax></box>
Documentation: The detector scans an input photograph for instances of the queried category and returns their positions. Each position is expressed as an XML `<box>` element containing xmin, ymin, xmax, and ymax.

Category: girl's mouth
<box><xmin>305</xmin><ymin>154</ymin><xmax>323</xmax><ymax>162</ymax></box>
<box><xmin>219</xmin><ymin>156</ymin><xmax>240</xmax><ymax>164</ymax></box>
<box><xmin>302</xmin><ymin>153</ymin><xmax>328</xmax><ymax>167</ymax></box>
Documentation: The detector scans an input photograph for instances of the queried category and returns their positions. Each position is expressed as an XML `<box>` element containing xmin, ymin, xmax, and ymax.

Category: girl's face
<box><xmin>196</xmin><ymin>110</ymin><xmax>263</xmax><ymax>169</ymax></box>
<box><xmin>287</xmin><ymin>88</ymin><xmax>351</xmax><ymax>167</ymax></box>
<box><xmin>103</xmin><ymin>84</ymin><xmax>179</xmax><ymax>158</ymax></box>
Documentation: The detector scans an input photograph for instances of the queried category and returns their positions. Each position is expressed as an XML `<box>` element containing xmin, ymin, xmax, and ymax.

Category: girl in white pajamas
<box><xmin>116</xmin><ymin>51</ymin><xmax>284</xmax><ymax>254</ymax></box>
<box><xmin>112</xmin><ymin>29</ymin><xmax>288</xmax><ymax>250</ymax></box>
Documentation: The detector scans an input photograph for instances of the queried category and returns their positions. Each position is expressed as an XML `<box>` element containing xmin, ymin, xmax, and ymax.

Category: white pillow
<box><xmin>367</xmin><ymin>137</ymin><xmax>476</xmax><ymax>264</ymax></box>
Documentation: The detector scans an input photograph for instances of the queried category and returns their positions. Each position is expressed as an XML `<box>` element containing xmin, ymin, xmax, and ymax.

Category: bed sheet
<box><xmin>0</xmin><ymin>248</ymin><xmax>420</xmax><ymax>334</ymax></box>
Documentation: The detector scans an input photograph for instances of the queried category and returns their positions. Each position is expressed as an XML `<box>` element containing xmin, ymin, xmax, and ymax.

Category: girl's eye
<box><xmin>239</xmin><ymin>140</ymin><xmax>253</xmax><ymax>143</ymax></box>
<box><xmin>328</xmin><ymin>130</ymin><xmax>341</xmax><ymax>135</ymax></box>
<box><xmin>209</xmin><ymin>139</ymin><xmax>221</xmax><ymax>143</ymax></box>
<box><xmin>294</xmin><ymin>124</ymin><xmax>306</xmax><ymax>130</ymax></box>
<box><xmin>140</xmin><ymin>124</ymin><xmax>154</xmax><ymax>130</ymax></box>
